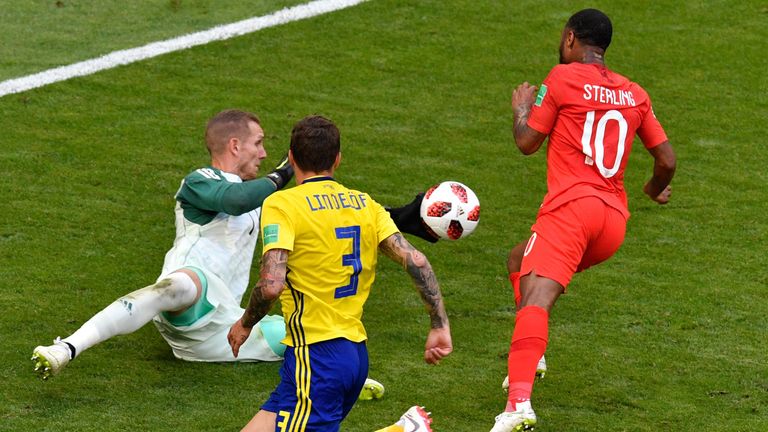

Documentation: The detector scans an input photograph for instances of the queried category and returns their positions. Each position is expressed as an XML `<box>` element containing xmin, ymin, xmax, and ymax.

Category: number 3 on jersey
<box><xmin>580</xmin><ymin>109</ymin><xmax>628</xmax><ymax>178</ymax></box>
<box><xmin>334</xmin><ymin>226</ymin><xmax>362</xmax><ymax>298</ymax></box>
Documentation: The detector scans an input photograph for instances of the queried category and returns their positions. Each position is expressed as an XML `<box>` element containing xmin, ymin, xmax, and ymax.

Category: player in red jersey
<box><xmin>491</xmin><ymin>9</ymin><xmax>676</xmax><ymax>432</ymax></box>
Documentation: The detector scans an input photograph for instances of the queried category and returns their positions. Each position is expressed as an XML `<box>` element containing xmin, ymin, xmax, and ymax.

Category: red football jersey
<box><xmin>527</xmin><ymin>62</ymin><xmax>668</xmax><ymax>218</ymax></box>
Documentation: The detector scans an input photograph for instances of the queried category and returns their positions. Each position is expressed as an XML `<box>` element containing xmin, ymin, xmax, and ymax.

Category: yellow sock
<box><xmin>373</xmin><ymin>425</ymin><xmax>404</xmax><ymax>432</ymax></box>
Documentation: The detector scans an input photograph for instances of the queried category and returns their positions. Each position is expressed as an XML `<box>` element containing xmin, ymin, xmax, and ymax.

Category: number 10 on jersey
<box><xmin>581</xmin><ymin>109</ymin><xmax>628</xmax><ymax>179</ymax></box>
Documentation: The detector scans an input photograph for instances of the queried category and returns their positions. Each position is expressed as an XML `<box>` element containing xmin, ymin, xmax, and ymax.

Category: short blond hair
<box><xmin>204</xmin><ymin>109</ymin><xmax>261</xmax><ymax>155</ymax></box>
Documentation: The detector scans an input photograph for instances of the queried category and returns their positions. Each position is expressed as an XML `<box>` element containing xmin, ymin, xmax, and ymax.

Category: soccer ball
<box><xmin>420</xmin><ymin>181</ymin><xmax>480</xmax><ymax>240</ymax></box>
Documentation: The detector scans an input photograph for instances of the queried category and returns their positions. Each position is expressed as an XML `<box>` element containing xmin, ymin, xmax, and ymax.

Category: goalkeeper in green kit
<box><xmin>32</xmin><ymin>109</ymin><xmax>436</xmax><ymax>392</ymax></box>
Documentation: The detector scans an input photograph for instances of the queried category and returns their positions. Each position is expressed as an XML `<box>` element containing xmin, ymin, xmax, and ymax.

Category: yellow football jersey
<box><xmin>261</xmin><ymin>176</ymin><xmax>399</xmax><ymax>346</ymax></box>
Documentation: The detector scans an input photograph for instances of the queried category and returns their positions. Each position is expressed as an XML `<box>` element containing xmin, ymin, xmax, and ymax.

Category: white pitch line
<box><xmin>0</xmin><ymin>0</ymin><xmax>366</xmax><ymax>98</ymax></box>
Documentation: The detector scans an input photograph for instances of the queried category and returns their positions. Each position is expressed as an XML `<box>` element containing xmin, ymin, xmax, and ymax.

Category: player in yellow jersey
<box><xmin>228</xmin><ymin>115</ymin><xmax>452</xmax><ymax>432</ymax></box>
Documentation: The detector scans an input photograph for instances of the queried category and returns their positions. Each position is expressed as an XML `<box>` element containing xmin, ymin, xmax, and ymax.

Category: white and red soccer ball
<box><xmin>420</xmin><ymin>181</ymin><xmax>480</xmax><ymax>240</ymax></box>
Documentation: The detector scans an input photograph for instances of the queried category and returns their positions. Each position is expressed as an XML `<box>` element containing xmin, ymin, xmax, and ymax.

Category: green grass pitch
<box><xmin>1</xmin><ymin>1</ymin><xmax>766</xmax><ymax>431</ymax></box>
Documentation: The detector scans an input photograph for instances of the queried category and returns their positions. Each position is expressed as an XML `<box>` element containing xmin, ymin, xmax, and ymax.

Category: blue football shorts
<box><xmin>262</xmin><ymin>338</ymin><xmax>368</xmax><ymax>432</ymax></box>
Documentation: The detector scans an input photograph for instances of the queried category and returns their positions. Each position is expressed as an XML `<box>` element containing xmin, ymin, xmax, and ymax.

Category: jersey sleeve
<box><xmin>636</xmin><ymin>101</ymin><xmax>668</xmax><ymax>149</ymax></box>
<box><xmin>527</xmin><ymin>66</ymin><xmax>561</xmax><ymax>135</ymax></box>
<box><xmin>178</xmin><ymin>169</ymin><xmax>276</xmax><ymax>216</ymax></box>
<box><xmin>371</xmin><ymin>198</ymin><xmax>400</xmax><ymax>244</ymax></box>
<box><xmin>261</xmin><ymin>194</ymin><xmax>295</xmax><ymax>254</ymax></box>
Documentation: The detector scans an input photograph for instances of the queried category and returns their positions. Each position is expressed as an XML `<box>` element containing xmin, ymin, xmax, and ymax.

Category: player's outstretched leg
<box><xmin>31</xmin><ymin>272</ymin><xmax>198</xmax><ymax>379</ymax></box>
<box><xmin>359</xmin><ymin>377</ymin><xmax>385</xmax><ymax>401</ymax></box>
<box><xmin>374</xmin><ymin>405</ymin><xmax>433</xmax><ymax>432</ymax></box>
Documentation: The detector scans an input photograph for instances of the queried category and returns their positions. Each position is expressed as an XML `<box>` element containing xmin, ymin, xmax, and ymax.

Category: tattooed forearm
<box><xmin>513</xmin><ymin>104</ymin><xmax>531</xmax><ymax>140</ymax></box>
<box><xmin>241</xmin><ymin>287</ymin><xmax>273</xmax><ymax>328</ymax></box>
<box><xmin>242</xmin><ymin>249</ymin><xmax>288</xmax><ymax>328</ymax></box>
<box><xmin>380</xmin><ymin>234</ymin><xmax>449</xmax><ymax>329</ymax></box>
<box><xmin>406</xmin><ymin>250</ymin><xmax>448</xmax><ymax>329</ymax></box>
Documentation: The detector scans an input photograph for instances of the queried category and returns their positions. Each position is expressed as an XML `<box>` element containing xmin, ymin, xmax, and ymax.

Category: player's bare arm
<box><xmin>228</xmin><ymin>249</ymin><xmax>288</xmax><ymax>357</ymax></box>
<box><xmin>643</xmin><ymin>140</ymin><xmax>677</xmax><ymax>204</ymax></box>
<box><xmin>379</xmin><ymin>233</ymin><xmax>448</xmax><ymax>329</ymax></box>
<box><xmin>379</xmin><ymin>233</ymin><xmax>452</xmax><ymax>364</ymax></box>
<box><xmin>243</xmin><ymin>249</ymin><xmax>288</xmax><ymax>327</ymax></box>
<box><xmin>511</xmin><ymin>82</ymin><xmax>548</xmax><ymax>155</ymax></box>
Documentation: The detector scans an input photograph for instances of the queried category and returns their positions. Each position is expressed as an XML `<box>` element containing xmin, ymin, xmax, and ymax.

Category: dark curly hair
<box><xmin>566</xmin><ymin>9</ymin><xmax>613</xmax><ymax>51</ymax></box>
<box><xmin>290</xmin><ymin>115</ymin><xmax>340</xmax><ymax>172</ymax></box>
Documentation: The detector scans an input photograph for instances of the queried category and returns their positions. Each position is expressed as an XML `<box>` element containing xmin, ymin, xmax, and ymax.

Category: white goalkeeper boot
<box><xmin>32</xmin><ymin>337</ymin><xmax>73</xmax><ymax>380</ymax></box>
<box><xmin>359</xmin><ymin>377</ymin><xmax>385</xmax><ymax>400</ymax></box>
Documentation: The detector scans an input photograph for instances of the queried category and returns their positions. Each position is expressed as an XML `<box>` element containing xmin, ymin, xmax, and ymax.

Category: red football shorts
<box><xmin>520</xmin><ymin>196</ymin><xmax>627</xmax><ymax>288</ymax></box>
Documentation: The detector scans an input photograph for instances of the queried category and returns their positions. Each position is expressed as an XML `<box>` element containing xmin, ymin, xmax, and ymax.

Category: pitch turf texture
<box><xmin>1</xmin><ymin>1</ymin><xmax>766</xmax><ymax>431</ymax></box>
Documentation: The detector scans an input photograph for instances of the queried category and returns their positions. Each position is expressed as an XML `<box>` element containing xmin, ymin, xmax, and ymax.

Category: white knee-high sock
<box><xmin>63</xmin><ymin>272</ymin><xmax>198</xmax><ymax>358</ymax></box>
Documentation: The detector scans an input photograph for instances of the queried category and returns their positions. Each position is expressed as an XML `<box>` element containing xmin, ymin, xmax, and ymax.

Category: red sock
<box><xmin>507</xmin><ymin>305</ymin><xmax>549</xmax><ymax>406</ymax></box>
<box><xmin>509</xmin><ymin>272</ymin><xmax>521</xmax><ymax>308</ymax></box>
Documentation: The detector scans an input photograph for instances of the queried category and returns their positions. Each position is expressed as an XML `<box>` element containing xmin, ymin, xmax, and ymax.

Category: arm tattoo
<box><xmin>513</xmin><ymin>104</ymin><xmax>531</xmax><ymax>140</ymax></box>
<box><xmin>380</xmin><ymin>234</ymin><xmax>449</xmax><ymax>329</ymax></box>
<box><xmin>242</xmin><ymin>249</ymin><xmax>288</xmax><ymax>328</ymax></box>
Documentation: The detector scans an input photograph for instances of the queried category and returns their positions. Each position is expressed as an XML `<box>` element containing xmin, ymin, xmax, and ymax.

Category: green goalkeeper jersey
<box><xmin>159</xmin><ymin>166</ymin><xmax>275</xmax><ymax>303</ymax></box>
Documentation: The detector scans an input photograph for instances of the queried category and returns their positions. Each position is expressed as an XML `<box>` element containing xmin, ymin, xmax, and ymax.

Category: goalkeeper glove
<box><xmin>386</xmin><ymin>192</ymin><xmax>439</xmax><ymax>243</ymax></box>
<box><xmin>265</xmin><ymin>154</ymin><xmax>294</xmax><ymax>190</ymax></box>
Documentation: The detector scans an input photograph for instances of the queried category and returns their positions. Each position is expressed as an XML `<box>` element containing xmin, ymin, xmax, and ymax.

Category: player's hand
<box><xmin>644</xmin><ymin>182</ymin><xmax>672</xmax><ymax>204</ymax></box>
<box><xmin>511</xmin><ymin>82</ymin><xmax>537</xmax><ymax>112</ymax></box>
<box><xmin>265</xmin><ymin>153</ymin><xmax>294</xmax><ymax>190</ymax></box>
<box><xmin>227</xmin><ymin>318</ymin><xmax>253</xmax><ymax>358</ymax></box>
<box><xmin>424</xmin><ymin>327</ymin><xmax>452</xmax><ymax>365</ymax></box>
<box><xmin>385</xmin><ymin>193</ymin><xmax>439</xmax><ymax>243</ymax></box>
